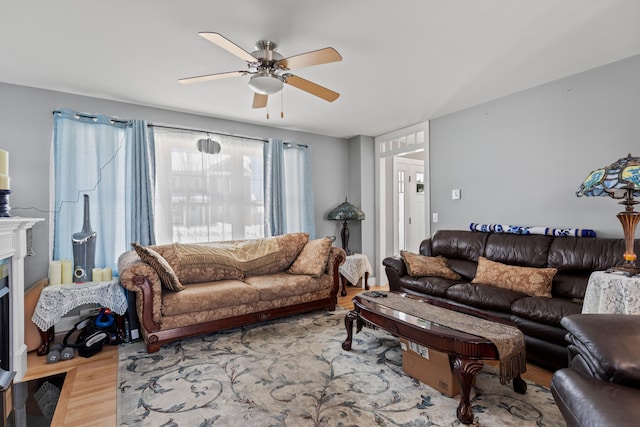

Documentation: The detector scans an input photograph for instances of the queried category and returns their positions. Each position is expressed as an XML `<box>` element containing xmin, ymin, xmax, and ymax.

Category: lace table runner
<box><xmin>32</xmin><ymin>280</ymin><xmax>128</xmax><ymax>331</ymax></box>
<box><xmin>360</xmin><ymin>292</ymin><xmax>526</xmax><ymax>384</ymax></box>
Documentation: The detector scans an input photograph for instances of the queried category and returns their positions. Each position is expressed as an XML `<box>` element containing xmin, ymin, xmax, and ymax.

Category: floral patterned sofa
<box><xmin>118</xmin><ymin>233</ymin><xmax>345</xmax><ymax>352</ymax></box>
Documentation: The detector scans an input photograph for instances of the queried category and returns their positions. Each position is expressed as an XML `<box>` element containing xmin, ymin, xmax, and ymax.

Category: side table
<box><xmin>582</xmin><ymin>271</ymin><xmax>640</xmax><ymax>314</ymax></box>
<box><xmin>338</xmin><ymin>253</ymin><xmax>372</xmax><ymax>296</ymax></box>
<box><xmin>31</xmin><ymin>279</ymin><xmax>129</xmax><ymax>355</ymax></box>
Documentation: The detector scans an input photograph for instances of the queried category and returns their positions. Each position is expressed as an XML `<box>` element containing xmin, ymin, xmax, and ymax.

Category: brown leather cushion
<box><xmin>446</xmin><ymin>282</ymin><xmax>527</xmax><ymax>312</ymax></box>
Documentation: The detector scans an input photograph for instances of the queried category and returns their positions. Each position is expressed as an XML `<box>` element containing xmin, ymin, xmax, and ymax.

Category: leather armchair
<box><xmin>551</xmin><ymin>314</ymin><xmax>640</xmax><ymax>427</ymax></box>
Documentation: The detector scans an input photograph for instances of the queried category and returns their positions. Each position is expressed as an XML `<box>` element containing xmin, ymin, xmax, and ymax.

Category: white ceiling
<box><xmin>2</xmin><ymin>1</ymin><xmax>639</xmax><ymax>139</ymax></box>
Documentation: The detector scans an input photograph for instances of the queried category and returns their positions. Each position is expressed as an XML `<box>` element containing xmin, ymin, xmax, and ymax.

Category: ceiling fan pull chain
<box><xmin>266</xmin><ymin>103</ymin><xmax>270</xmax><ymax>120</ymax></box>
<box><xmin>281</xmin><ymin>90</ymin><xmax>284</xmax><ymax>118</ymax></box>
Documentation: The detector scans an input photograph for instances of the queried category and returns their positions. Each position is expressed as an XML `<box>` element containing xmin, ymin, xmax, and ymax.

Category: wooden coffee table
<box><xmin>342</xmin><ymin>291</ymin><xmax>527</xmax><ymax>424</ymax></box>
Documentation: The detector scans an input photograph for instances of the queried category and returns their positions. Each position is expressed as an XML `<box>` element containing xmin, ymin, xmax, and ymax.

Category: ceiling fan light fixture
<box><xmin>248</xmin><ymin>73</ymin><xmax>284</xmax><ymax>95</ymax></box>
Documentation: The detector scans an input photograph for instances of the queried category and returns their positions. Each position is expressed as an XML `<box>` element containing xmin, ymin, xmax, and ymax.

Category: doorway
<box><xmin>374</xmin><ymin>121</ymin><xmax>429</xmax><ymax>285</ymax></box>
<box><xmin>394</xmin><ymin>156</ymin><xmax>425</xmax><ymax>253</ymax></box>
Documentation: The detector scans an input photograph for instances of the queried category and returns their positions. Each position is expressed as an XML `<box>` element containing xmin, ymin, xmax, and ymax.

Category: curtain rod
<box><xmin>52</xmin><ymin>109</ymin><xmax>129</xmax><ymax>124</ymax></box>
<box><xmin>150</xmin><ymin>123</ymin><xmax>307</xmax><ymax>147</ymax></box>
<box><xmin>52</xmin><ymin>111</ymin><xmax>306</xmax><ymax>147</ymax></box>
<box><xmin>150</xmin><ymin>123</ymin><xmax>267</xmax><ymax>143</ymax></box>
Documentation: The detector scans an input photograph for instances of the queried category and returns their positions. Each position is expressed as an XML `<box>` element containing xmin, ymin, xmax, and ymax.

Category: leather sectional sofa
<box><xmin>383</xmin><ymin>229</ymin><xmax>634</xmax><ymax>370</ymax></box>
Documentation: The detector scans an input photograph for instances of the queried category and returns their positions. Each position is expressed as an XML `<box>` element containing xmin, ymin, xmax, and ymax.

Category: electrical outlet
<box><xmin>432</xmin><ymin>213</ymin><xmax>439</xmax><ymax>223</ymax></box>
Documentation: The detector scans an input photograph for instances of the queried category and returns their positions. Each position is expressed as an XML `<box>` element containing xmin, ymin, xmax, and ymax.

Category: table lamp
<box><xmin>328</xmin><ymin>198</ymin><xmax>365</xmax><ymax>255</ymax></box>
<box><xmin>576</xmin><ymin>153</ymin><xmax>640</xmax><ymax>276</ymax></box>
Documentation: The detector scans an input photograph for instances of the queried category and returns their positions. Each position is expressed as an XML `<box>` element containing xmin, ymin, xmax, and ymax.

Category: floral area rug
<box><xmin>117</xmin><ymin>310</ymin><xmax>564</xmax><ymax>426</ymax></box>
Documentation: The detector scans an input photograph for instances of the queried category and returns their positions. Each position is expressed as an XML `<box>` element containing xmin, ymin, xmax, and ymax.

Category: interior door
<box><xmin>393</xmin><ymin>157</ymin><xmax>425</xmax><ymax>253</ymax></box>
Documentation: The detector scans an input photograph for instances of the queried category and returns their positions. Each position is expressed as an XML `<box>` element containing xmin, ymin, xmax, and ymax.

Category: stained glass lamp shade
<box><xmin>576</xmin><ymin>153</ymin><xmax>640</xmax><ymax>275</ymax></box>
<box><xmin>327</xmin><ymin>198</ymin><xmax>365</xmax><ymax>255</ymax></box>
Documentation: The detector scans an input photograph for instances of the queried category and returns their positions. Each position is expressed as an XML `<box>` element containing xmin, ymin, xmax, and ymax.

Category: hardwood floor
<box><xmin>20</xmin><ymin>283</ymin><xmax>553</xmax><ymax>426</ymax></box>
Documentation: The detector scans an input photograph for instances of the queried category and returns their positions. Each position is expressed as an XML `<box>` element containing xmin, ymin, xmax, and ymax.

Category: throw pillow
<box><xmin>288</xmin><ymin>237</ymin><xmax>333</xmax><ymax>277</ymax></box>
<box><xmin>131</xmin><ymin>242</ymin><xmax>185</xmax><ymax>292</ymax></box>
<box><xmin>400</xmin><ymin>251</ymin><xmax>462</xmax><ymax>280</ymax></box>
<box><xmin>471</xmin><ymin>256</ymin><xmax>556</xmax><ymax>298</ymax></box>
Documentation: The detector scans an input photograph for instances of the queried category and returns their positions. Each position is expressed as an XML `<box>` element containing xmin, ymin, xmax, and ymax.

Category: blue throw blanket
<box><xmin>469</xmin><ymin>223</ymin><xmax>596</xmax><ymax>237</ymax></box>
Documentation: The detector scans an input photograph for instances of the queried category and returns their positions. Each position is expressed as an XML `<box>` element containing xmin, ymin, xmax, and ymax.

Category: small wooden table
<box><xmin>342</xmin><ymin>291</ymin><xmax>527</xmax><ymax>424</ymax></box>
<box><xmin>338</xmin><ymin>253</ymin><xmax>371</xmax><ymax>296</ymax></box>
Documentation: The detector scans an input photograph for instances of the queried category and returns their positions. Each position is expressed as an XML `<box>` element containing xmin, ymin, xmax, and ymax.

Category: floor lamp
<box><xmin>577</xmin><ymin>153</ymin><xmax>640</xmax><ymax>276</ymax></box>
<box><xmin>328</xmin><ymin>198</ymin><xmax>365</xmax><ymax>255</ymax></box>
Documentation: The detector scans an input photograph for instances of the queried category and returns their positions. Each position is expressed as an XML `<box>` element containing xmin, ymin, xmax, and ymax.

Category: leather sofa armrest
<box><xmin>552</xmin><ymin>368</ymin><xmax>640</xmax><ymax>427</ymax></box>
<box><xmin>561</xmin><ymin>314</ymin><xmax>640</xmax><ymax>387</ymax></box>
<box><xmin>383</xmin><ymin>256</ymin><xmax>407</xmax><ymax>292</ymax></box>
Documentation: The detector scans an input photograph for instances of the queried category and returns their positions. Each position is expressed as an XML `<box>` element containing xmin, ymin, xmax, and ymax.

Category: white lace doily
<box><xmin>339</xmin><ymin>253</ymin><xmax>372</xmax><ymax>286</ymax></box>
<box><xmin>582</xmin><ymin>271</ymin><xmax>640</xmax><ymax>314</ymax></box>
<box><xmin>31</xmin><ymin>279</ymin><xmax>128</xmax><ymax>331</ymax></box>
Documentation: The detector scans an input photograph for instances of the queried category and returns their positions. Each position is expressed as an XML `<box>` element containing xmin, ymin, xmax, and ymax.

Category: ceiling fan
<box><xmin>179</xmin><ymin>32</ymin><xmax>342</xmax><ymax>109</ymax></box>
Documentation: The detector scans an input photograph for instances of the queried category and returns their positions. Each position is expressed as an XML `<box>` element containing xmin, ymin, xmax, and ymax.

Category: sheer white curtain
<box><xmin>153</xmin><ymin>127</ymin><xmax>264</xmax><ymax>244</ymax></box>
<box><xmin>52</xmin><ymin>109</ymin><xmax>128</xmax><ymax>272</ymax></box>
<box><xmin>284</xmin><ymin>143</ymin><xmax>315</xmax><ymax>239</ymax></box>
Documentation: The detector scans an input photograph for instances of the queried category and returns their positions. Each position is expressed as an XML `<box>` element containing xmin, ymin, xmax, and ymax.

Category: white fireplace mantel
<box><xmin>0</xmin><ymin>217</ymin><xmax>43</xmax><ymax>381</ymax></box>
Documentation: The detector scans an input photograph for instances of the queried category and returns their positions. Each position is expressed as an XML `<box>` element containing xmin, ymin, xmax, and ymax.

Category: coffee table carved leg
<box><xmin>342</xmin><ymin>310</ymin><xmax>357</xmax><ymax>350</ymax></box>
<box><xmin>512</xmin><ymin>375</ymin><xmax>527</xmax><ymax>394</ymax></box>
<box><xmin>452</xmin><ymin>357</ymin><xmax>484</xmax><ymax>425</ymax></box>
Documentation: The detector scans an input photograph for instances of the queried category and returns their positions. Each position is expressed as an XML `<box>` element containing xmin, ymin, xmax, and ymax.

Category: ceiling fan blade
<box><xmin>198</xmin><ymin>32</ymin><xmax>258</xmax><ymax>63</ymax></box>
<box><xmin>279</xmin><ymin>47</ymin><xmax>342</xmax><ymax>70</ymax></box>
<box><xmin>252</xmin><ymin>93</ymin><xmax>268</xmax><ymax>109</ymax></box>
<box><xmin>284</xmin><ymin>74</ymin><xmax>340</xmax><ymax>102</ymax></box>
<box><xmin>179</xmin><ymin>71</ymin><xmax>247</xmax><ymax>84</ymax></box>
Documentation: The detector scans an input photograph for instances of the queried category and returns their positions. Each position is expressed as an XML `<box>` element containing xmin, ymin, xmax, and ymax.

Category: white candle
<box><xmin>0</xmin><ymin>150</ymin><xmax>8</xmax><ymax>175</ymax></box>
<box><xmin>102</xmin><ymin>267</ymin><xmax>112</xmax><ymax>281</ymax></box>
<box><xmin>49</xmin><ymin>261</ymin><xmax>62</xmax><ymax>285</ymax></box>
<box><xmin>0</xmin><ymin>174</ymin><xmax>9</xmax><ymax>190</ymax></box>
<box><xmin>92</xmin><ymin>268</ymin><xmax>103</xmax><ymax>282</ymax></box>
<box><xmin>61</xmin><ymin>259</ymin><xmax>73</xmax><ymax>284</ymax></box>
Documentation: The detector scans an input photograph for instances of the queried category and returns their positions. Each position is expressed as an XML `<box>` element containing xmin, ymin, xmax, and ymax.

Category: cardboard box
<box><xmin>401</xmin><ymin>339</ymin><xmax>460</xmax><ymax>397</ymax></box>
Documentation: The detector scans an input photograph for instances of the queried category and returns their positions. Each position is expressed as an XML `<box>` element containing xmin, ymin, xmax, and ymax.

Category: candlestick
<box><xmin>92</xmin><ymin>268</ymin><xmax>103</xmax><ymax>282</ymax></box>
<box><xmin>0</xmin><ymin>150</ymin><xmax>8</xmax><ymax>175</ymax></box>
<box><xmin>49</xmin><ymin>261</ymin><xmax>62</xmax><ymax>286</ymax></box>
<box><xmin>0</xmin><ymin>174</ymin><xmax>9</xmax><ymax>191</ymax></box>
<box><xmin>61</xmin><ymin>259</ymin><xmax>73</xmax><ymax>284</ymax></box>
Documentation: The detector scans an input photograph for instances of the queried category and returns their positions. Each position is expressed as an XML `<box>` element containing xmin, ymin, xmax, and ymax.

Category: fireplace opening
<box><xmin>0</xmin><ymin>261</ymin><xmax>9</xmax><ymax>373</ymax></box>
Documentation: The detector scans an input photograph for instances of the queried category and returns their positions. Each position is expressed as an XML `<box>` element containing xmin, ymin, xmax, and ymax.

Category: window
<box><xmin>153</xmin><ymin>127</ymin><xmax>264</xmax><ymax>244</ymax></box>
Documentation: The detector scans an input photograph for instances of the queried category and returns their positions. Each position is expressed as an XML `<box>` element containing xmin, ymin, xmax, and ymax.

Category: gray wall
<box><xmin>345</xmin><ymin>135</ymin><xmax>375</xmax><ymax>268</ymax></box>
<box><xmin>430</xmin><ymin>54</ymin><xmax>640</xmax><ymax>239</ymax></box>
<box><xmin>0</xmin><ymin>83</ymin><xmax>349</xmax><ymax>288</ymax></box>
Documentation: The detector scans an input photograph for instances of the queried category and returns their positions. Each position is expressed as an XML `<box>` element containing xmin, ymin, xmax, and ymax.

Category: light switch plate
<box><xmin>452</xmin><ymin>189</ymin><xmax>461</xmax><ymax>200</ymax></box>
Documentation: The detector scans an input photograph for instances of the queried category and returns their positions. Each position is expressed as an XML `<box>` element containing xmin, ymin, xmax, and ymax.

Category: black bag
<box><xmin>63</xmin><ymin>308</ymin><xmax>116</xmax><ymax>358</ymax></box>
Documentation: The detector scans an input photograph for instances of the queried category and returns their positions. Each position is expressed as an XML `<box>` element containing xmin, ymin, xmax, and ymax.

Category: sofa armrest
<box><xmin>327</xmin><ymin>247</ymin><xmax>346</xmax><ymax>296</ymax></box>
<box><xmin>118</xmin><ymin>250</ymin><xmax>163</xmax><ymax>332</ymax></box>
<box><xmin>561</xmin><ymin>314</ymin><xmax>640</xmax><ymax>387</ymax></box>
<box><xmin>383</xmin><ymin>256</ymin><xmax>407</xmax><ymax>292</ymax></box>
